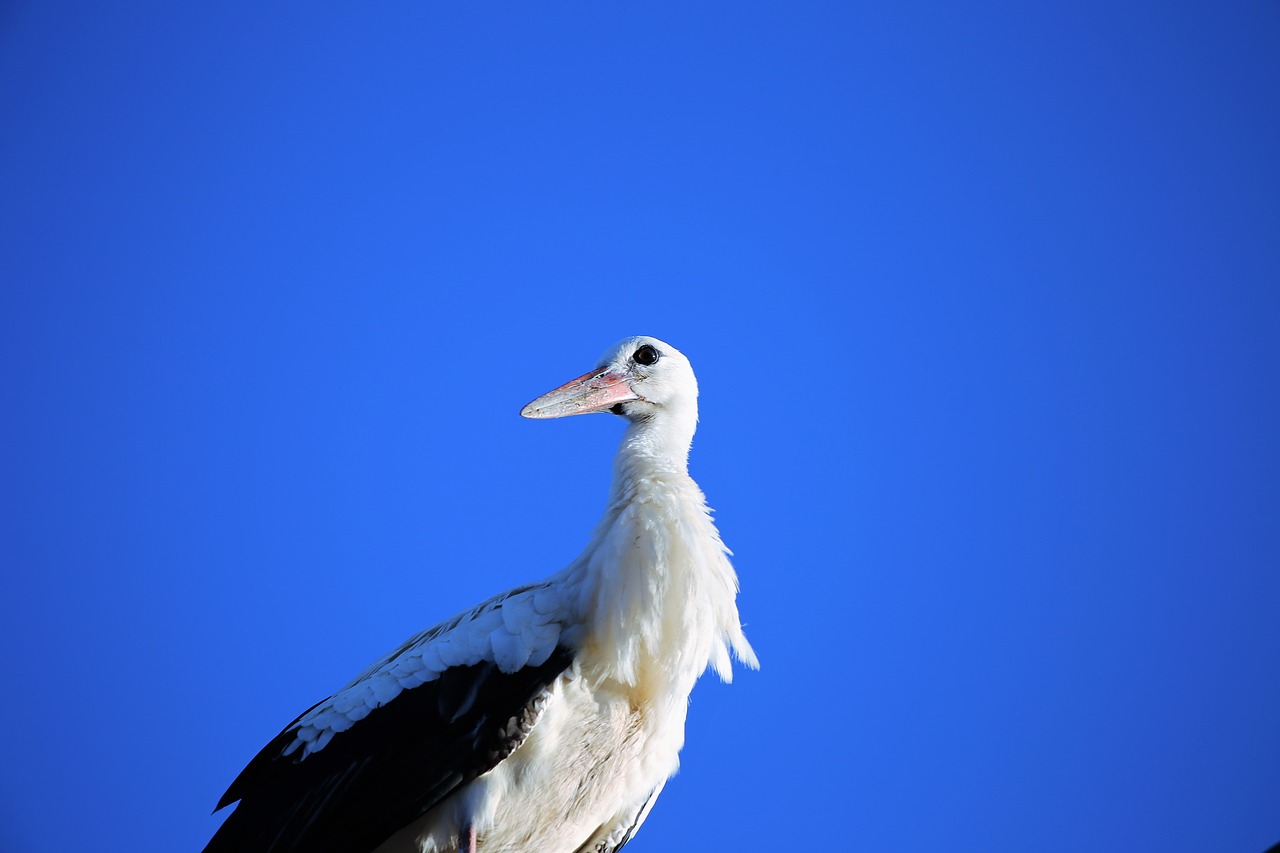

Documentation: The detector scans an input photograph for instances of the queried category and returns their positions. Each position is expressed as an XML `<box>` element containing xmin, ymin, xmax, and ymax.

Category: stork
<box><xmin>204</xmin><ymin>336</ymin><xmax>757</xmax><ymax>853</ymax></box>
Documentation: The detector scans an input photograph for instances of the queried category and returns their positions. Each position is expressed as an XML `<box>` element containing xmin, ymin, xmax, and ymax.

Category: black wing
<box><xmin>205</xmin><ymin>646</ymin><xmax>575</xmax><ymax>853</ymax></box>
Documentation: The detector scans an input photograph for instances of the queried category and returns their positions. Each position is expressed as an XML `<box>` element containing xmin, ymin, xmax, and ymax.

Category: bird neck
<box><xmin>564</xmin><ymin>409</ymin><xmax>751</xmax><ymax>699</ymax></box>
<box><xmin>610</xmin><ymin>408</ymin><xmax>696</xmax><ymax>485</ymax></box>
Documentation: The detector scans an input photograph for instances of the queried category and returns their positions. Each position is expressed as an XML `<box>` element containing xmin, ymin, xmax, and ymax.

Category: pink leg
<box><xmin>462</xmin><ymin>824</ymin><xmax>477</xmax><ymax>853</ymax></box>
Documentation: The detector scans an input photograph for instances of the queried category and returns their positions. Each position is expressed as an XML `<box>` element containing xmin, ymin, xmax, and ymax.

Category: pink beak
<box><xmin>520</xmin><ymin>368</ymin><xmax>639</xmax><ymax>419</ymax></box>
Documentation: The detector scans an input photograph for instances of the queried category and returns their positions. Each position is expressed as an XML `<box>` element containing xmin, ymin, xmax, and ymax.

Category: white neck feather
<box><xmin>560</xmin><ymin>409</ymin><xmax>757</xmax><ymax>699</ymax></box>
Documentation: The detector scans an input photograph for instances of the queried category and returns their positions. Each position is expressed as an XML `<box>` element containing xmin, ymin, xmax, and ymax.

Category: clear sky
<box><xmin>1</xmin><ymin>3</ymin><xmax>1277</xmax><ymax>852</ymax></box>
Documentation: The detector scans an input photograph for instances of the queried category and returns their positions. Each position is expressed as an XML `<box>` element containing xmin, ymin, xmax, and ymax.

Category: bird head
<box><xmin>520</xmin><ymin>336</ymin><xmax>698</xmax><ymax>425</ymax></box>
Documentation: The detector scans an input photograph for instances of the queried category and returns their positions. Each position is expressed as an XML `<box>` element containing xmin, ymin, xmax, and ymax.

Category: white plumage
<box><xmin>205</xmin><ymin>336</ymin><xmax>756</xmax><ymax>853</ymax></box>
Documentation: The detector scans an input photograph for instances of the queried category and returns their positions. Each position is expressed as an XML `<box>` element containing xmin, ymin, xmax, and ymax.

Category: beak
<box><xmin>520</xmin><ymin>367</ymin><xmax>639</xmax><ymax>419</ymax></box>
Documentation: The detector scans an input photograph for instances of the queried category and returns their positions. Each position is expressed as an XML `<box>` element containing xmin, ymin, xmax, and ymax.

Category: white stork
<box><xmin>204</xmin><ymin>336</ymin><xmax>757</xmax><ymax>853</ymax></box>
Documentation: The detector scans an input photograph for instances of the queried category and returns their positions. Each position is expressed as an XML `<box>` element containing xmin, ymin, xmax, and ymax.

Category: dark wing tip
<box><xmin>204</xmin><ymin>645</ymin><xmax>576</xmax><ymax>853</ymax></box>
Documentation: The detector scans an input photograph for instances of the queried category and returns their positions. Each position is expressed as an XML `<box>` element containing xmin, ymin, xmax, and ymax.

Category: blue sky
<box><xmin>2</xmin><ymin>3</ymin><xmax>1278</xmax><ymax>851</ymax></box>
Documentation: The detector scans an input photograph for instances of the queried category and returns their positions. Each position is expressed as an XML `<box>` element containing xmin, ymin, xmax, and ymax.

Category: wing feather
<box><xmin>205</xmin><ymin>582</ymin><xmax>575</xmax><ymax>853</ymax></box>
<box><xmin>205</xmin><ymin>647</ymin><xmax>574</xmax><ymax>853</ymax></box>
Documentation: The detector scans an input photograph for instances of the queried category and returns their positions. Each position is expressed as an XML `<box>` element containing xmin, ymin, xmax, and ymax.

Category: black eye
<box><xmin>633</xmin><ymin>344</ymin><xmax>660</xmax><ymax>366</ymax></box>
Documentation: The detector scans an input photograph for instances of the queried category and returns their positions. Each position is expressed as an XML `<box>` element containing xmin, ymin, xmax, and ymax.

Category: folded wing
<box><xmin>205</xmin><ymin>584</ymin><xmax>575</xmax><ymax>853</ymax></box>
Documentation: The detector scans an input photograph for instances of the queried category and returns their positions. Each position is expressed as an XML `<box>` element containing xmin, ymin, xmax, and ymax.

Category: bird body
<box><xmin>206</xmin><ymin>337</ymin><xmax>756</xmax><ymax>853</ymax></box>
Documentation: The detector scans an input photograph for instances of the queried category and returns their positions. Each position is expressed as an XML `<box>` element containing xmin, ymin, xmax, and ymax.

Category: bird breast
<box><xmin>571</xmin><ymin>474</ymin><xmax>740</xmax><ymax>700</ymax></box>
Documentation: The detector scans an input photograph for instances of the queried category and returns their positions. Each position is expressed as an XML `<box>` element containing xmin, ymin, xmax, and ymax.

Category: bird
<box><xmin>204</xmin><ymin>335</ymin><xmax>758</xmax><ymax>853</ymax></box>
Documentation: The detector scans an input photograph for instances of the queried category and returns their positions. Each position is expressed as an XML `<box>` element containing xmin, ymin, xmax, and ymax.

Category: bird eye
<box><xmin>633</xmin><ymin>344</ymin><xmax>660</xmax><ymax>366</ymax></box>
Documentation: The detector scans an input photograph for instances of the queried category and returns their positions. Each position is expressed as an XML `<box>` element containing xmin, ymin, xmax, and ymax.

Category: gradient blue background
<box><xmin>2</xmin><ymin>4</ymin><xmax>1278</xmax><ymax>852</ymax></box>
